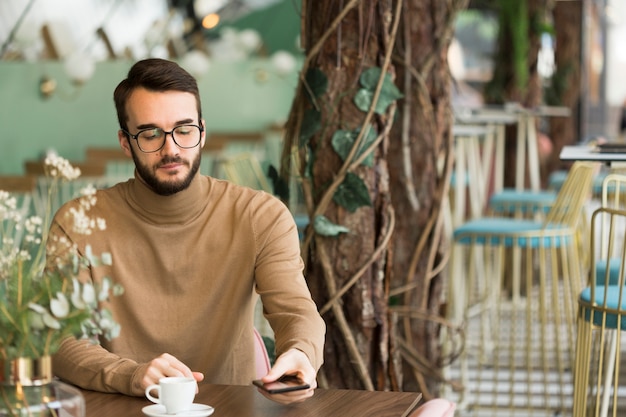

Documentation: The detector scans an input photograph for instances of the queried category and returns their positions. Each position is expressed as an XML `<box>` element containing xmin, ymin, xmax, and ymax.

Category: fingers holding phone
<box><xmin>253</xmin><ymin>375</ymin><xmax>310</xmax><ymax>394</ymax></box>
<box><xmin>253</xmin><ymin>375</ymin><xmax>313</xmax><ymax>404</ymax></box>
<box><xmin>254</xmin><ymin>348</ymin><xmax>317</xmax><ymax>404</ymax></box>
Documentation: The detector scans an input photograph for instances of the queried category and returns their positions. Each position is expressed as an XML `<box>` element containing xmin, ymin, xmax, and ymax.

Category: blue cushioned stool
<box><xmin>574</xmin><ymin>206</ymin><xmax>626</xmax><ymax>417</ymax></box>
<box><xmin>449</xmin><ymin>161</ymin><xmax>596</xmax><ymax>414</ymax></box>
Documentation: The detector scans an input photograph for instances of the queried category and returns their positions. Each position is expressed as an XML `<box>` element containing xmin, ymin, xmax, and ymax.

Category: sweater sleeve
<box><xmin>251</xmin><ymin>194</ymin><xmax>326</xmax><ymax>371</ymax></box>
<box><xmin>48</xmin><ymin>206</ymin><xmax>147</xmax><ymax>397</ymax></box>
<box><xmin>53</xmin><ymin>337</ymin><xmax>147</xmax><ymax>396</ymax></box>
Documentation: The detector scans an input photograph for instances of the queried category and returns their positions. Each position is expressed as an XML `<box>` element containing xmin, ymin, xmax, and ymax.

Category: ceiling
<box><xmin>0</xmin><ymin>0</ymin><xmax>298</xmax><ymax>63</ymax></box>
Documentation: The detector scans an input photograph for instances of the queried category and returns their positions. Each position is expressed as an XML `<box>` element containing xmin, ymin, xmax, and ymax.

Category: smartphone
<box><xmin>252</xmin><ymin>375</ymin><xmax>311</xmax><ymax>394</ymax></box>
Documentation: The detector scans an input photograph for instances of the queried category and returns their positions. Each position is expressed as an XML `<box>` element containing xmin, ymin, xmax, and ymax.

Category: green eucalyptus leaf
<box><xmin>313</xmin><ymin>215</ymin><xmax>350</xmax><ymax>236</ymax></box>
<box><xmin>331</xmin><ymin>125</ymin><xmax>377</xmax><ymax>167</ymax></box>
<box><xmin>333</xmin><ymin>172</ymin><xmax>372</xmax><ymax>212</ymax></box>
<box><xmin>299</xmin><ymin>108</ymin><xmax>321</xmax><ymax>147</ymax></box>
<box><xmin>305</xmin><ymin>68</ymin><xmax>328</xmax><ymax>100</ymax></box>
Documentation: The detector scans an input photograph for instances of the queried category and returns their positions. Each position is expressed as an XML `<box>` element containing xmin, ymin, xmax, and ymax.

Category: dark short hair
<box><xmin>113</xmin><ymin>58</ymin><xmax>202</xmax><ymax>131</ymax></box>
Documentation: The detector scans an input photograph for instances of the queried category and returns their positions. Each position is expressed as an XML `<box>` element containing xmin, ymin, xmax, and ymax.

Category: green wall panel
<box><xmin>0</xmin><ymin>59</ymin><xmax>299</xmax><ymax>175</ymax></box>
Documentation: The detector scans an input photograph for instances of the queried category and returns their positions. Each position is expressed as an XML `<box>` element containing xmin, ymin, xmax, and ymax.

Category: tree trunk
<box><xmin>484</xmin><ymin>0</ymin><xmax>555</xmax><ymax>187</ymax></box>
<box><xmin>280</xmin><ymin>0</ymin><xmax>466</xmax><ymax>397</ymax></box>
<box><xmin>388</xmin><ymin>0</ymin><xmax>467</xmax><ymax>396</ymax></box>
<box><xmin>282</xmin><ymin>0</ymin><xmax>396</xmax><ymax>390</ymax></box>
<box><xmin>546</xmin><ymin>0</ymin><xmax>583</xmax><ymax>175</ymax></box>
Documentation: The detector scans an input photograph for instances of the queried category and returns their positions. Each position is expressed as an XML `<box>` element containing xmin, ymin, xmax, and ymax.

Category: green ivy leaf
<box><xmin>305</xmin><ymin>68</ymin><xmax>328</xmax><ymax>101</ymax></box>
<box><xmin>331</xmin><ymin>125</ymin><xmax>378</xmax><ymax>167</ymax></box>
<box><xmin>313</xmin><ymin>215</ymin><xmax>350</xmax><ymax>236</ymax></box>
<box><xmin>299</xmin><ymin>108</ymin><xmax>321</xmax><ymax>147</ymax></box>
<box><xmin>267</xmin><ymin>164</ymin><xmax>290</xmax><ymax>201</ymax></box>
<box><xmin>354</xmin><ymin>67</ymin><xmax>403</xmax><ymax>114</ymax></box>
<box><xmin>333</xmin><ymin>172</ymin><xmax>372</xmax><ymax>212</ymax></box>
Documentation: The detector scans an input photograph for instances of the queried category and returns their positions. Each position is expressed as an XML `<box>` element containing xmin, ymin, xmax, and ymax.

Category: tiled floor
<box><xmin>443</xmin><ymin>295</ymin><xmax>576</xmax><ymax>417</ymax></box>
<box><xmin>441</xmin><ymin>201</ymin><xmax>626</xmax><ymax>417</ymax></box>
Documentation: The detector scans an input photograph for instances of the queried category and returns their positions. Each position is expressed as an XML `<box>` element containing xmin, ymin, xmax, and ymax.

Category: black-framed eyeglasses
<box><xmin>123</xmin><ymin>124</ymin><xmax>204</xmax><ymax>153</ymax></box>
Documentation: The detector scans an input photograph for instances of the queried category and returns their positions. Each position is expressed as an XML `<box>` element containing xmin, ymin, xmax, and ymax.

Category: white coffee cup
<box><xmin>145</xmin><ymin>376</ymin><xmax>197</xmax><ymax>414</ymax></box>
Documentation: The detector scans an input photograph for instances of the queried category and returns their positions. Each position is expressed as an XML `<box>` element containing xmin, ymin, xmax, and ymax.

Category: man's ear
<box><xmin>199</xmin><ymin>119</ymin><xmax>207</xmax><ymax>149</ymax></box>
<box><xmin>118</xmin><ymin>130</ymin><xmax>132</xmax><ymax>157</ymax></box>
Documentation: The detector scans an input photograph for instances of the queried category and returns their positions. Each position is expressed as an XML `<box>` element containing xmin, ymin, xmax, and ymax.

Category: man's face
<box><xmin>118</xmin><ymin>87</ymin><xmax>205</xmax><ymax>196</ymax></box>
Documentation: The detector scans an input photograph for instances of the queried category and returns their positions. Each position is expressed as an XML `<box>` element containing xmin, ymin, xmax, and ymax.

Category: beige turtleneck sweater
<box><xmin>49</xmin><ymin>174</ymin><xmax>325</xmax><ymax>396</ymax></box>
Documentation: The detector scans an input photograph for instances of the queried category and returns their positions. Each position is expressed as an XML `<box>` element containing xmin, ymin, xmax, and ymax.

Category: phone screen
<box><xmin>252</xmin><ymin>375</ymin><xmax>310</xmax><ymax>394</ymax></box>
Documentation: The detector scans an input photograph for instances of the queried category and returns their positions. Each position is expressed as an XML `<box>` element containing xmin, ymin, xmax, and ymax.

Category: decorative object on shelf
<box><xmin>0</xmin><ymin>155</ymin><xmax>123</xmax><ymax>416</ymax></box>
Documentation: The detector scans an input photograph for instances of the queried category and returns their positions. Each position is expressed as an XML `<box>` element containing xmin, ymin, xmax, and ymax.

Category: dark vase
<box><xmin>0</xmin><ymin>356</ymin><xmax>85</xmax><ymax>417</ymax></box>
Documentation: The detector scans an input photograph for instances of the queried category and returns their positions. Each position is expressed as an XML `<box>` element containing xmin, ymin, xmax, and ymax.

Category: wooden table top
<box><xmin>82</xmin><ymin>383</ymin><xmax>422</xmax><ymax>417</ymax></box>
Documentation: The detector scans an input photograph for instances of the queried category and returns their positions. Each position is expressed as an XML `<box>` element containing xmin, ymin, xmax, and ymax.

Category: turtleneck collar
<box><xmin>124</xmin><ymin>173</ymin><xmax>209</xmax><ymax>225</ymax></box>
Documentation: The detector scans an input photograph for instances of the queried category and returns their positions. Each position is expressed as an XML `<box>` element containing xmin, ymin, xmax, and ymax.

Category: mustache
<box><xmin>157</xmin><ymin>156</ymin><xmax>186</xmax><ymax>167</ymax></box>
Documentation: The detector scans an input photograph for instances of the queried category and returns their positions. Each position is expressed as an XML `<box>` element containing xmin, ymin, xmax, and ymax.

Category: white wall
<box><xmin>606</xmin><ymin>0</ymin><xmax>626</xmax><ymax>106</ymax></box>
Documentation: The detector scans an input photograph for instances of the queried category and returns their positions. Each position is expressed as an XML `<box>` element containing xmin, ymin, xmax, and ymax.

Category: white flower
<box><xmin>96</xmin><ymin>217</ymin><xmax>107</xmax><ymax>231</ymax></box>
<box><xmin>43</xmin><ymin>312</ymin><xmax>61</xmax><ymax>329</ymax></box>
<box><xmin>82</xmin><ymin>282</ymin><xmax>96</xmax><ymax>305</ymax></box>
<box><xmin>71</xmin><ymin>278</ymin><xmax>86</xmax><ymax>309</ymax></box>
<box><xmin>28</xmin><ymin>310</ymin><xmax>46</xmax><ymax>330</ymax></box>
<box><xmin>28</xmin><ymin>302</ymin><xmax>60</xmax><ymax>329</ymax></box>
<box><xmin>80</xmin><ymin>184</ymin><xmax>97</xmax><ymax>197</ymax></box>
<box><xmin>101</xmin><ymin>252</ymin><xmax>112</xmax><ymax>266</ymax></box>
<box><xmin>28</xmin><ymin>303</ymin><xmax>47</xmax><ymax>314</ymax></box>
<box><xmin>98</xmin><ymin>278</ymin><xmax>111</xmax><ymax>302</ymax></box>
<box><xmin>50</xmin><ymin>292</ymin><xmax>70</xmax><ymax>318</ymax></box>
<box><xmin>44</xmin><ymin>154</ymin><xmax>81</xmax><ymax>180</ymax></box>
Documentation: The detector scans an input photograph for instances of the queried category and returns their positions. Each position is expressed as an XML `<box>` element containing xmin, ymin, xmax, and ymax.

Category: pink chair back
<box><xmin>253</xmin><ymin>328</ymin><xmax>271</xmax><ymax>379</ymax></box>
<box><xmin>410</xmin><ymin>398</ymin><xmax>456</xmax><ymax>417</ymax></box>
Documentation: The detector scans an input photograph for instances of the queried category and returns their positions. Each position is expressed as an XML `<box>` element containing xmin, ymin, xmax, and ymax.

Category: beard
<box><xmin>130</xmin><ymin>147</ymin><xmax>202</xmax><ymax>196</ymax></box>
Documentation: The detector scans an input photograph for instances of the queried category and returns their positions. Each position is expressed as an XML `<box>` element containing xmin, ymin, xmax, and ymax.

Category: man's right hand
<box><xmin>140</xmin><ymin>353</ymin><xmax>204</xmax><ymax>392</ymax></box>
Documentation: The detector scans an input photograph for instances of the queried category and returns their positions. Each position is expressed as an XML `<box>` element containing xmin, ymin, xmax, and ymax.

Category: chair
<box><xmin>488</xmin><ymin>187</ymin><xmax>556</xmax><ymax>216</ymax></box>
<box><xmin>448</xmin><ymin>161</ymin><xmax>596</xmax><ymax>413</ymax></box>
<box><xmin>254</xmin><ymin>327</ymin><xmax>272</xmax><ymax>379</ymax></box>
<box><xmin>409</xmin><ymin>398</ymin><xmax>456</xmax><ymax>417</ymax></box>
<box><xmin>488</xmin><ymin>168</ymin><xmax>606</xmax><ymax>217</ymax></box>
<box><xmin>85</xmin><ymin>147</ymin><xmax>135</xmax><ymax>185</ymax></box>
<box><xmin>220</xmin><ymin>153</ymin><xmax>272</xmax><ymax>193</ymax></box>
<box><xmin>573</xmin><ymin>178</ymin><xmax>626</xmax><ymax>417</ymax></box>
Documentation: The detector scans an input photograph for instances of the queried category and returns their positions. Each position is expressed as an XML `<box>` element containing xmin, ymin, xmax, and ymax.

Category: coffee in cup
<box><xmin>145</xmin><ymin>376</ymin><xmax>197</xmax><ymax>414</ymax></box>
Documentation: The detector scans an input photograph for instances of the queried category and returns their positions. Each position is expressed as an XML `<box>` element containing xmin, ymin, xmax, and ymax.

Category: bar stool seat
<box><xmin>454</xmin><ymin>218</ymin><xmax>572</xmax><ymax>246</ymax></box>
<box><xmin>580</xmin><ymin>285</ymin><xmax>626</xmax><ymax>329</ymax></box>
<box><xmin>488</xmin><ymin>189</ymin><xmax>556</xmax><ymax>214</ymax></box>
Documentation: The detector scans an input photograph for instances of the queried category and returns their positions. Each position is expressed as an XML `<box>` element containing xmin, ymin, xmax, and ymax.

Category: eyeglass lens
<box><xmin>137</xmin><ymin>125</ymin><xmax>201</xmax><ymax>152</ymax></box>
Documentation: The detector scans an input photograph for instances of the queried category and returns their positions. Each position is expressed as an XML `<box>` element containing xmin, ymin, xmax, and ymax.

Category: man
<box><xmin>50</xmin><ymin>58</ymin><xmax>325</xmax><ymax>404</ymax></box>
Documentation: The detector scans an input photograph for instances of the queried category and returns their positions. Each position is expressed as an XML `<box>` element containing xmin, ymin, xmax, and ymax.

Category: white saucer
<box><xmin>142</xmin><ymin>403</ymin><xmax>214</xmax><ymax>417</ymax></box>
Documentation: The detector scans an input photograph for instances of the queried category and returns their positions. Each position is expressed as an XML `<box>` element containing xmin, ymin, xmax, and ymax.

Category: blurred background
<box><xmin>1</xmin><ymin>0</ymin><xmax>625</xmax><ymax>176</ymax></box>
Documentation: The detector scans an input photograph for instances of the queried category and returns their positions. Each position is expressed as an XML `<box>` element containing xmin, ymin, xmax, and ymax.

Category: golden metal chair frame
<box><xmin>573</xmin><ymin>174</ymin><xmax>626</xmax><ymax>417</ymax></box>
<box><xmin>449</xmin><ymin>161</ymin><xmax>596</xmax><ymax>413</ymax></box>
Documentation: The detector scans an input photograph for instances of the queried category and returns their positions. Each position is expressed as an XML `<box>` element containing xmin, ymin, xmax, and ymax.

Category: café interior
<box><xmin>2</xmin><ymin>0</ymin><xmax>626</xmax><ymax>416</ymax></box>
